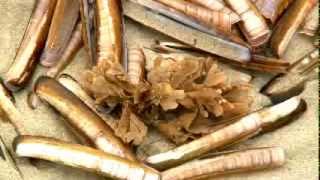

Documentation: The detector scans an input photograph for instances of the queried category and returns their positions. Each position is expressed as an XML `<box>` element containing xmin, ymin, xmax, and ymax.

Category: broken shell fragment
<box><xmin>271</xmin><ymin>0</ymin><xmax>317</xmax><ymax>56</ymax></box>
<box><xmin>34</xmin><ymin>76</ymin><xmax>136</xmax><ymax>161</ymax></box>
<box><xmin>14</xmin><ymin>135</ymin><xmax>160</xmax><ymax>180</ymax></box>
<box><xmin>162</xmin><ymin>147</ymin><xmax>286</xmax><ymax>180</ymax></box>
<box><xmin>40</xmin><ymin>0</ymin><xmax>80</xmax><ymax>67</ymax></box>
<box><xmin>4</xmin><ymin>0</ymin><xmax>57</xmax><ymax>91</ymax></box>
<box><xmin>225</xmin><ymin>0</ymin><xmax>271</xmax><ymax>47</ymax></box>
<box><xmin>46</xmin><ymin>22</ymin><xmax>83</xmax><ymax>78</ymax></box>
<box><xmin>146</xmin><ymin>96</ymin><xmax>304</xmax><ymax>169</ymax></box>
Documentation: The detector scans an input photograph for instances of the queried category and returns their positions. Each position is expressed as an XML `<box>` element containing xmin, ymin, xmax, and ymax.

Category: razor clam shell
<box><xmin>162</xmin><ymin>147</ymin><xmax>285</xmax><ymax>180</ymax></box>
<box><xmin>270</xmin><ymin>0</ymin><xmax>317</xmax><ymax>56</ymax></box>
<box><xmin>4</xmin><ymin>0</ymin><xmax>57</xmax><ymax>91</ymax></box>
<box><xmin>34</xmin><ymin>76</ymin><xmax>136</xmax><ymax>161</ymax></box>
<box><xmin>47</xmin><ymin>22</ymin><xmax>83</xmax><ymax>78</ymax></box>
<box><xmin>145</xmin><ymin>97</ymin><xmax>302</xmax><ymax>170</ymax></box>
<box><xmin>14</xmin><ymin>135</ymin><xmax>160</xmax><ymax>180</ymax></box>
<box><xmin>124</xmin><ymin>0</ymin><xmax>251</xmax><ymax>62</ymax></box>
<box><xmin>40</xmin><ymin>0</ymin><xmax>80</xmax><ymax>67</ymax></box>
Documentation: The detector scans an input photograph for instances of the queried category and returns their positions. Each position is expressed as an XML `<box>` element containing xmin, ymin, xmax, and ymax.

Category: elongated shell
<box><xmin>4</xmin><ymin>0</ymin><xmax>57</xmax><ymax>91</ymax></box>
<box><xmin>128</xmin><ymin>47</ymin><xmax>146</xmax><ymax>85</ymax></box>
<box><xmin>136</xmin><ymin>0</ymin><xmax>248</xmax><ymax>48</ymax></box>
<box><xmin>96</xmin><ymin>0</ymin><xmax>124</xmax><ymax>64</ymax></box>
<box><xmin>40</xmin><ymin>0</ymin><xmax>80</xmax><ymax>67</ymax></box>
<box><xmin>225</xmin><ymin>0</ymin><xmax>271</xmax><ymax>47</ymax></box>
<box><xmin>14</xmin><ymin>135</ymin><xmax>160</xmax><ymax>180</ymax></box>
<box><xmin>47</xmin><ymin>22</ymin><xmax>83</xmax><ymax>78</ymax></box>
<box><xmin>271</xmin><ymin>0</ymin><xmax>317</xmax><ymax>56</ymax></box>
<box><xmin>34</xmin><ymin>76</ymin><xmax>136</xmax><ymax>161</ymax></box>
<box><xmin>149</xmin><ymin>41</ymin><xmax>290</xmax><ymax>74</ymax></box>
<box><xmin>57</xmin><ymin>74</ymin><xmax>117</xmax><ymax>129</ymax></box>
<box><xmin>162</xmin><ymin>147</ymin><xmax>285</xmax><ymax>180</ymax></box>
<box><xmin>146</xmin><ymin>97</ymin><xmax>303</xmax><ymax>169</ymax></box>
<box><xmin>155</xmin><ymin>0</ymin><xmax>237</xmax><ymax>32</ymax></box>
<box><xmin>124</xmin><ymin>0</ymin><xmax>251</xmax><ymax>62</ymax></box>
<box><xmin>187</xmin><ymin>0</ymin><xmax>240</xmax><ymax>24</ymax></box>
<box><xmin>80</xmin><ymin>0</ymin><xmax>125</xmax><ymax>65</ymax></box>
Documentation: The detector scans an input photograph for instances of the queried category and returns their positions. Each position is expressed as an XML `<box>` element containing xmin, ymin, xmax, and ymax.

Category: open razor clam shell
<box><xmin>261</xmin><ymin>72</ymin><xmax>311</xmax><ymax>102</ymax></box>
<box><xmin>80</xmin><ymin>0</ymin><xmax>127</xmax><ymax>67</ymax></box>
<box><xmin>161</xmin><ymin>147</ymin><xmax>285</xmax><ymax>180</ymax></box>
<box><xmin>145</xmin><ymin>97</ymin><xmax>303</xmax><ymax>170</ymax></box>
<box><xmin>40</xmin><ymin>0</ymin><xmax>80</xmax><ymax>67</ymax></box>
<box><xmin>261</xmin><ymin>49</ymin><xmax>319</xmax><ymax>99</ymax></box>
<box><xmin>4</xmin><ymin>0</ymin><xmax>57</xmax><ymax>91</ymax></box>
<box><xmin>34</xmin><ymin>76</ymin><xmax>136</xmax><ymax>161</ymax></box>
<box><xmin>124</xmin><ymin>0</ymin><xmax>251</xmax><ymax>62</ymax></box>
<box><xmin>46</xmin><ymin>22</ymin><xmax>83</xmax><ymax>78</ymax></box>
<box><xmin>14</xmin><ymin>135</ymin><xmax>160</xmax><ymax>180</ymax></box>
<box><xmin>271</xmin><ymin>0</ymin><xmax>317</xmax><ymax>57</ymax></box>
